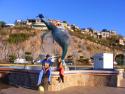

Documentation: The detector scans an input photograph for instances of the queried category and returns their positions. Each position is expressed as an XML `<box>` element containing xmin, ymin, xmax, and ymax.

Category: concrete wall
<box><xmin>7</xmin><ymin>69</ymin><xmax>118</xmax><ymax>92</ymax></box>
<box><xmin>49</xmin><ymin>71</ymin><xmax>117</xmax><ymax>91</ymax></box>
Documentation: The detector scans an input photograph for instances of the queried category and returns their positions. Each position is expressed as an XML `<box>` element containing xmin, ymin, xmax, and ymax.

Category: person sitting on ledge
<box><xmin>57</xmin><ymin>56</ymin><xmax>64</xmax><ymax>83</ymax></box>
<box><xmin>37</xmin><ymin>62</ymin><xmax>51</xmax><ymax>86</ymax></box>
<box><xmin>37</xmin><ymin>54</ymin><xmax>52</xmax><ymax>86</ymax></box>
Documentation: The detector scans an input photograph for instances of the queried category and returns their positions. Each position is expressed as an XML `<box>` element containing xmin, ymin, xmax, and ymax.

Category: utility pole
<box><xmin>123</xmin><ymin>49</ymin><xmax>125</xmax><ymax>65</ymax></box>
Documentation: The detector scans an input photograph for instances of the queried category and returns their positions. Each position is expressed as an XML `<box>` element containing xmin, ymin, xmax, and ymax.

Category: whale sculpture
<box><xmin>39</xmin><ymin>14</ymin><xmax>70</xmax><ymax>64</ymax></box>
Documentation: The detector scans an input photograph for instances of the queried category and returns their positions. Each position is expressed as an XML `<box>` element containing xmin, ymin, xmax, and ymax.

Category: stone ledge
<box><xmin>49</xmin><ymin>71</ymin><xmax>117</xmax><ymax>91</ymax></box>
<box><xmin>6</xmin><ymin>69</ymin><xmax>118</xmax><ymax>91</ymax></box>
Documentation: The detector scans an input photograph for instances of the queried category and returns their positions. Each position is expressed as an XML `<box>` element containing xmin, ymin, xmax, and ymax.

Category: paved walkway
<box><xmin>0</xmin><ymin>86</ymin><xmax>125</xmax><ymax>94</ymax></box>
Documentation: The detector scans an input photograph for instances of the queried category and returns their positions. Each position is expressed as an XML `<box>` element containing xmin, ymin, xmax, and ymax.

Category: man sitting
<box><xmin>37</xmin><ymin>54</ymin><xmax>52</xmax><ymax>86</ymax></box>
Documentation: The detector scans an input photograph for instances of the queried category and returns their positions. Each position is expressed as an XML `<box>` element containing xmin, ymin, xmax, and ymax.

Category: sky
<box><xmin>0</xmin><ymin>0</ymin><xmax>125</xmax><ymax>36</ymax></box>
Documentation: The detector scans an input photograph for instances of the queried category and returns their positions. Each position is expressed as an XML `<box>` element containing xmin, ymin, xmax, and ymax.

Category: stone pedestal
<box><xmin>117</xmin><ymin>69</ymin><xmax>124</xmax><ymax>87</ymax></box>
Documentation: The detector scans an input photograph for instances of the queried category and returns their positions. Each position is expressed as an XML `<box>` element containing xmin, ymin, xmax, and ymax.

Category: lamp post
<box><xmin>111</xmin><ymin>42</ymin><xmax>116</xmax><ymax>68</ymax></box>
<box><xmin>73</xmin><ymin>50</ymin><xmax>78</xmax><ymax>70</ymax></box>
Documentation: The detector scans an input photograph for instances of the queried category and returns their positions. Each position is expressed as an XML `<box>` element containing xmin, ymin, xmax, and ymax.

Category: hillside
<box><xmin>0</xmin><ymin>26</ymin><xmax>122</xmax><ymax>64</ymax></box>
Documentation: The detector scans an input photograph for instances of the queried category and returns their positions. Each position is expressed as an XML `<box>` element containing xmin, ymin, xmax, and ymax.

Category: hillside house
<box><xmin>97</xmin><ymin>30</ymin><xmax>117</xmax><ymax>38</ymax></box>
<box><xmin>26</xmin><ymin>19</ymin><xmax>36</xmax><ymax>25</ymax></box>
<box><xmin>117</xmin><ymin>38</ymin><xmax>125</xmax><ymax>46</ymax></box>
<box><xmin>81</xmin><ymin>28</ymin><xmax>98</xmax><ymax>38</ymax></box>
<box><xmin>26</xmin><ymin>18</ymin><xmax>47</xmax><ymax>30</ymax></box>
<box><xmin>50</xmin><ymin>20</ymin><xmax>63</xmax><ymax>29</ymax></box>
<box><xmin>49</xmin><ymin>19</ymin><xmax>73</xmax><ymax>31</ymax></box>
<box><xmin>15</xmin><ymin>20</ymin><xmax>26</xmax><ymax>25</ymax></box>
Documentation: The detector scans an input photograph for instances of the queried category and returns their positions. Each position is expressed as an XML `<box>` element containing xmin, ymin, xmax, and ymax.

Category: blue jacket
<box><xmin>41</xmin><ymin>59</ymin><xmax>52</xmax><ymax>66</ymax></box>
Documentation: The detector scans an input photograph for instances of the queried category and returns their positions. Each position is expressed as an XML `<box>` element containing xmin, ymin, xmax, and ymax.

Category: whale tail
<box><xmin>61</xmin><ymin>45</ymin><xmax>68</xmax><ymax>60</ymax></box>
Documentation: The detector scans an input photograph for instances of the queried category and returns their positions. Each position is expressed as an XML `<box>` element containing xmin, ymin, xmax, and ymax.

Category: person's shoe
<box><xmin>62</xmin><ymin>80</ymin><xmax>64</xmax><ymax>83</ymax></box>
<box><xmin>58</xmin><ymin>77</ymin><xmax>61</xmax><ymax>83</ymax></box>
<box><xmin>35</xmin><ymin>85</ymin><xmax>40</xmax><ymax>90</ymax></box>
<box><xmin>48</xmin><ymin>81</ymin><xmax>51</xmax><ymax>85</ymax></box>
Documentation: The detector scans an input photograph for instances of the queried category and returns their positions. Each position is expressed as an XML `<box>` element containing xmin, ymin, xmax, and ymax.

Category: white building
<box><xmin>5</xmin><ymin>24</ymin><xmax>15</xmax><ymax>27</ymax></box>
<box><xmin>98</xmin><ymin>30</ymin><xmax>117</xmax><ymax>38</ymax></box>
<box><xmin>92</xmin><ymin>53</ymin><xmax>114</xmax><ymax>69</ymax></box>
<box><xmin>26</xmin><ymin>18</ymin><xmax>48</xmax><ymax>30</ymax></box>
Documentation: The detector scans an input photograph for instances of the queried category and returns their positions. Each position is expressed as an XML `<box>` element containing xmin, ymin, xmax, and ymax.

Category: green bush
<box><xmin>13</xmin><ymin>25</ymin><xmax>32</xmax><ymax>31</ymax></box>
<box><xmin>25</xmin><ymin>55</ymin><xmax>33</xmax><ymax>61</ymax></box>
<box><xmin>25</xmin><ymin>52</ymin><xmax>33</xmax><ymax>62</ymax></box>
<box><xmin>8</xmin><ymin>55</ymin><xmax>16</xmax><ymax>63</ymax></box>
<box><xmin>115</xmin><ymin>54</ymin><xmax>124</xmax><ymax>65</ymax></box>
<box><xmin>7</xmin><ymin>33</ymin><xmax>30</xmax><ymax>44</ymax></box>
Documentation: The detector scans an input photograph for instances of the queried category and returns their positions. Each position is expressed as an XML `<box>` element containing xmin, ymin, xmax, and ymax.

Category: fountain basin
<box><xmin>5</xmin><ymin>68</ymin><xmax>118</xmax><ymax>91</ymax></box>
<box><xmin>0</xmin><ymin>65</ymin><xmax>120</xmax><ymax>91</ymax></box>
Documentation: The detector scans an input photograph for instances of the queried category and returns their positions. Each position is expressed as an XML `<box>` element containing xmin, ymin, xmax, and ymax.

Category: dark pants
<box><xmin>59</xmin><ymin>74</ymin><xmax>64</xmax><ymax>83</ymax></box>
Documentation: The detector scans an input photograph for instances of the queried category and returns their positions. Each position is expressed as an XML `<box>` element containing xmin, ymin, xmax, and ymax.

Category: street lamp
<box><xmin>73</xmin><ymin>50</ymin><xmax>78</xmax><ymax>70</ymax></box>
<box><xmin>111</xmin><ymin>42</ymin><xmax>116</xmax><ymax>68</ymax></box>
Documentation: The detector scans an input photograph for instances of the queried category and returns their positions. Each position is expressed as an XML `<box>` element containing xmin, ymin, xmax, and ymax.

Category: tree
<box><xmin>115</xmin><ymin>54</ymin><xmax>124</xmax><ymax>65</ymax></box>
<box><xmin>87</xmin><ymin>27</ymin><xmax>94</xmax><ymax>33</ymax></box>
<box><xmin>0</xmin><ymin>21</ymin><xmax>6</xmax><ymax>27</ymax></box>
<box><xmin>37</xmin><ymin>14</ymin><xmax>44</xmax><ymax>19</ymax></box>
<box><xmin>102</xmin><ymin>29</ymin><xmax>108</xmax><ymax>32</ymax></box>
<box><xmin>63</xmin><ymin>21</ymin><xmax>67</xmax><ymax>23</ymax></box>
<box><xmin>71</xmin><ymin>25</ymin><xmax>76</xmax><ymax>31</ymax></box>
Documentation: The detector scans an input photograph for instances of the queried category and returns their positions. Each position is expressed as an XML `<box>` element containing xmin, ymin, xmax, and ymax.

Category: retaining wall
<box><xmin>7</xmin><ymin>69</ymin><xmax>118</xmax><ymax>91</ymax></box>
<box><xmin>49</xmin><ymin>70</ymin><xmax>117</xmax><ymax>91</ymax></box>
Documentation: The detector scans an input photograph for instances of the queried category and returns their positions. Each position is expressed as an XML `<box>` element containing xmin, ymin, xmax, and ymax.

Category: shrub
<box><xmin>8</xmin><ymin>55</ymin><xmax>16</xmax><ymax>63</ymax></box>
<box><xmin>77</xmin><ymin>55</ymin><xmax>90</xmax><ymax>65</ymax></box>
<box><xmin>13</xmin><ymin>25</ymin><xmax>32</xmax><ymax>31</ymax></box>
<box><xmin>25</xmin><ymin>52</ymin><xmax>33</xmax><ymax>62</ymax></box>
<box><xmin>25</xmin><ymin>56</ymin><xmax>33</xmax><ymax>61</ymax></box>
<box><xmin>7</xmin><ymin>33</ymin><xmax>30</xmax><ymax>44</ymax></box>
